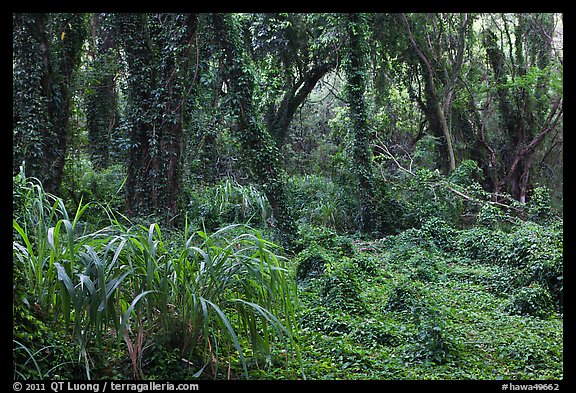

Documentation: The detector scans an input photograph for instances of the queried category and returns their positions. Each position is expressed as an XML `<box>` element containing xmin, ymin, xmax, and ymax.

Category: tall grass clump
<box><xmin>14</xmin><ymin>166</ymin><xmax>302</xmax><ymax>379</ymax></box>
<box><xmin>187</xmin><ymin>178</ymin><xmax>271</xmax><ymax>230</ymax></box>
<box><xmin>134</xmin><ymin>221</ymin><xmax>302</xmax><ymax>378</ymax></box>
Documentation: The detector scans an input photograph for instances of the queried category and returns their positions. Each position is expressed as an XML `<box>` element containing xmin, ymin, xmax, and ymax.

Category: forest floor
<box><xmin>251</xmin><ymin>235</ymin><xmax>563</xmax><ymax>380</ymax></box>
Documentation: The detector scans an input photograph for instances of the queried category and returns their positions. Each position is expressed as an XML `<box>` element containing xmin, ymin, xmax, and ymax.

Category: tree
<box><xmin>85</xmin><ymin>13</ymin><xmax>121</xmax><ymax>170</ymax></box>
<box><xmin>115</xmin><ymin>13</ymin><xmax>197</xmax><ymax>225</ymax></box>
<box><xmin>481</xmin><ymin>13</ymin><xmax>562</xmax><ymax>203</ymax></box>
<box><xmin>13</xmin><ymin>13</ymin><xmax>87</xmax><ymax>195</ymax></box>
<box><xmin>345</xmin><ymin>13</ymin><xmax>378</xmax><ymax>235</ymax></box>
<box><xmin>249</xmin><ymin>13</ymin><xmax>341</xmax><ymax>149</ymax></box>
<box><xmin>212</xmin><ymin>13</ymin><xmax>297</xmax><ymax>247</ymax></box>
<box><xmin>397</xmin><ymin>13</ymin><xmax>473</xmax><ymax>174</ymax></box>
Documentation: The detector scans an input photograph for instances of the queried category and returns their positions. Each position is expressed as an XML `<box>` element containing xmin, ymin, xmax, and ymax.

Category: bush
<box><xmin>528</xmin><ymin>186</ymin><xmax>555</xmax><ymax>223</ymax></box>
<box><xmin>319</xmin><ymin>258</ymin><xmax>365</xmax><ymax>314</ymax></box>
<box><xmin>476</xmin><ymin>203</ymin><xmax>507</xmax><ymax>229</ymax></box>
<box><xmin>186</xmin><ymin>178</ymin><xmax>270</xmax><ymax>230</ymax></box>
<box><xmin>406</xmin><ymin>304</ymin><xmax>454</xmax><ymax>365</ymax></box>
<box><xmin>61</xmin><ymin>158</ymin><xmax>126</xmax><ymax>225</ymax></box>
<box><xmin>503</xmin><ymin>284</ymin><xmax>555</xmax><ymax>318</ymax></box>
<box><xmin>507</xmin><ymin>222</ymin><xmax>563</xmax><ymax>310</ymax></box>
<box><xmin>449</xmin><ymin>159</ymin><xmax>482</xmax><ymax>186</ymax></box>
<box><xmin>385</xmin><ymin>279</ymin><xmax>425</xmax><ymax>312</ymax></box>
<box><xmin>455</xmin><ymin>227</ymin><xmax>511</xmax><ymax>265</ymax></box>
<box><xmin>294</xmin><ymin>244</ymin><xmax>334</xmax><ymax>282</ymax></box>
<box><xmin>419</xmin><ymin>216</ymin><xmax>459</xmax><ymax>252</ymax></box>
<box><xmin>295</xmin><ymin>225</ymin><xmax>355</xmax><ymax>257</ymax></box>
<box><xmin>286</xmin><ymin>175</ymin><xmax>357</xmax><ymax>232</ymax></box>
<box><xmin>408</xmin><ymin>254</ymin><xmax>443</xmax><ymax>283</ymax></box>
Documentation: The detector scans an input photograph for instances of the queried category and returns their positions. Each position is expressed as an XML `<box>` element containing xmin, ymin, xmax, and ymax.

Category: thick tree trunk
<box><xmin>13</xmin><ymin>13</ymin><xmax>86</xmax><ymax>196</ymax></box>
<box><xmin>118</xmin><ymin>13</ymin><xmax>197</xmax><ymax>225</ymax></box>
<box><xmin>267</xmin><ymin>61</ymin><xmax>333</xmax><ymax>147</ymax></box>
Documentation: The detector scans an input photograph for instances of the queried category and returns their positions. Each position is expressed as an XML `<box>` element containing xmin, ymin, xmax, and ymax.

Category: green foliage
<box><xmin>293</xmin><ymin>243</ymin><xmax>334</xmax><ymax>282</ymax></box>
<box><xmin>295</xmin><ymin>225</ymin><xmax>355</xmax><ymax>257</ymax></box>
<box><xmin>503</xmin><ymin>284</ymin><xmax>555</xmax><ymax>318</ymax></box>
<box><xmin>528</xmin><ymin>186</ymin><xmax>555</xmax><ymax>223</ymax></box>
<box><xmin>507</xmin><ymin>221</ymin><xmax>563</xmax><ymax>310</ymax></box>
<box><xmin>476</xmin><ymin>203</ymin><xmax>508</xmax><ymax>229</ymax></box>
<box><xmin>287</xmin><ymin>175</ymin><xmax>357</xmax><ymax>232</ymax></box>
<box><xmin>13</xmin><ymin>12</ymin><xmax>564</xmax><ymax>381</ymax></box>
<box><xmin>455</xmin><ymin>226</ymin><xmax>510</xmax><ymax>265</ymax></box>
<box><xmin>419</xmin><ymin>216</ymin><xmax>459</xmax><ymax>253</ymax></box>
<box><xmin>186</xmin><ymin>178</ymin><xmax>270</xmax><ymax>230</ymax></box>
<box><xmin>61</xmin><ymin>157</ymin><xmax>126</xmax><ymax>225</ymax></box>
<box><xmin>13</xmin><ymin>264</ymin><xmax>78</xmax><ymax>379</ymax></box>
<box><xmin>406</xmin><ymin>303</ymin><xmax>454</xmax><ymax>365</ymax></box>
<box><xmin>448</xmin><ymin>159</ymin><xmax>482</xmax><ymax>187</ymax></box>
<box><xmin>385</xmin><ymin>279</ymin><xmax>425</xmax><ymax>312</ymax></box>
<box><xmin>13</xmin><ymin>170</ymin><xmax>301</xmax><ymax>379</ymax></box>
<box><xmin>319</xmin><ymin>258</ymin><xmax>366</xmax><ymax>313</ymax></box>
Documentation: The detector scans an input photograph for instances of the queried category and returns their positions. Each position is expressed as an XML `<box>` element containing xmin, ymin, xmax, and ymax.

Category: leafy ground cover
<box><xmin>13</xmin><ymin>170</ymin><xmax>563</xmax><ymax>381</ymax></box>
<box><xmin>253</xmin><ymin>223</ymin><xmax>563</xmax><ymax>380</ymax></box>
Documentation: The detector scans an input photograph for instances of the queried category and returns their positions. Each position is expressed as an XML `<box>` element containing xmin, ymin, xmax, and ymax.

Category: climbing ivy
<box><xmin>212</xmin><ymin>13</ymin><xmax>297</xmax><ymax>248</ymax></box>
<box><xmin>13</xmin><ymin>13</ymin><xmax>87</xmax><ymax>195</ymax></box>
<box><xmin>344</xmin><ymin>13</ymin><xmax>379</xmax><ymax>236</ymax></box>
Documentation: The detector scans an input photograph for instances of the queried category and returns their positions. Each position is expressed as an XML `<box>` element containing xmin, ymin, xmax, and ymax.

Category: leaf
<box><xmin>203</xmin><ymin>298</ymin><xmax>248</xmax><ymax>377</ymax></box>
<box><xmin>119</xmin><ymin>290</ymin><xmax>154</xmax><ymax>335</ymax></box>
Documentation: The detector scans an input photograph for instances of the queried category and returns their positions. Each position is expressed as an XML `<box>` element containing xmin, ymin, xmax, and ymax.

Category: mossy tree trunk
<box><xmin>13</xmin><ymin>13</ymin><xmax>86</xmax><ymax>195</ymax></box>
<box><xmin>212</xmin><ymin>13</ymin><xmax>297</xmax><ymax>248</ymax></box>
<box><xmin>85</xmin><ymin>13</ymin><xmax>120</xmax><ymax>170</ymax></box>
<box><xmin>115</xmin><ymin>13</ymin><xmax>197</xmax><ymax>225</ymax></box>
<box><xmin>345</xmin><ymin>13</ymin><xmax>378</xmax><ymax>236</ymax></box>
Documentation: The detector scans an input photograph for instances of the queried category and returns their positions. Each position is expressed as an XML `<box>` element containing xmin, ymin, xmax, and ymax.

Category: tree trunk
<box><xmin>117</xmin><ymin>13</ymin><xmax>197</xmax><ymax>225</ymax></box>
<box><xmin>212</xmin><ymin>13</ymin><xmax>297</xmax><ymax>248</ymax></box>
<box><xmin>267</xmin><ymin>61</ymin><xmax>334</xmax><ymax>148</ymax></box>
<box><xmin>13</xmin><ymin>13</ymin><xmax>86</xmax><ymax>195</ymax></box>
<box><xmin>346</xmin><ymin>13</ymin><xmax>378</xmax><ymax>235</ymax></box>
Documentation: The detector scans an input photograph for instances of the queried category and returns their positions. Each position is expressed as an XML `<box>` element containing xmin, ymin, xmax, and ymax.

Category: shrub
<box><xmin>455</xmin><ymin>227</ymin><xmax>511</xmax><ymax>265</ymax></box>
<box><xmin>286</xmin><ymin>175</ymin><xmax>357</xmax><ymax>232</ymax></box>
<box><xmin>409</xmin><ymin>254</ymin><xmax>442</xmax><ymax>283</ymax></box>
<box><xmin>503</xmin><ymin>284</ymin><xmax>555</xmax><ymax>318</ymax></box>
<box><xmin>406</xmin><ymin>304</ymin><xmax>454</xmax><ymax>365</ymax></box>
<box><xmin>448</xmin><ymin>159</ymin><xmax>483</xmax><ymax>187</ymax></box>
<box><xmin>293</xmin><ymin>244</ymin><xmax>334</xmax><ymax>282</ymax></box>
<box><xmin>319</xmin><ymin>258</ymin><xmax>365</xmax><ymax>314</ymax></box>
<box><xmin>420</xmin><ymin>216</ymin><xmax>459</xmax><ymax>252</ymax></box>
<box><xmin>476</xmin><ymin>203</ymin><xmax>507</xmax><ymax>229</ymax></box>
<box><xmin>295</xmin><ymin>225</ymin><xmax>355</xmax><ymax>257</ymax></box>
<box><xmin>385</xmin><ymin>279</ymin><xmax>425</xmax><ymax>312</ymax></box>
<box><xmin>507</xmin><ymin>222</ymin><xmax>563</xmax><ymax>310</ymax></box>
<box><xmin>186</xmin><ymin>179</ymin><xmax>271</xmax><ymax>230</ymax></box>
<box><xmin>61</xmin><ymin>158</ymin><xmax>126</xmax><ymax>226</ymax></box>
<box><xmin>527</xmin><ymin>186</ymin><xmax>554</xmax><ymax>223</ymax></box>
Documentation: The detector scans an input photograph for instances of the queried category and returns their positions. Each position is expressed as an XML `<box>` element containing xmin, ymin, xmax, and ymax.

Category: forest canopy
<box><xmin>13</xmin><ymin>13</ymin><xmax>563</xmax><ymax>381</ymax></box>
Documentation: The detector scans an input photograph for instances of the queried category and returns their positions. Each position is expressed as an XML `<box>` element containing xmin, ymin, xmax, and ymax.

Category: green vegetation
<box><xmin>14</xmin><ymin>12</ymin><xmax>562</xmax><ymax>382</ymax></box>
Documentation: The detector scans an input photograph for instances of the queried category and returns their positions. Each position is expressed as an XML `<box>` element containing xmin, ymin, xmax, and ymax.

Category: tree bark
<box><xmin>212</xmin><ymin>13</ymin><xmax>297</xmax><ymax>248</ymax></box>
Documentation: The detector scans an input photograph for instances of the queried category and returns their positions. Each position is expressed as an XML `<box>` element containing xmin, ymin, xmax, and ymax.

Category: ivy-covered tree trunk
<box><xmin>13</xmin><ymin>13</ymin><xmax>86</xmax><ymax>195</ymax></box>
<box><xmin>13</xmin><ymin>13</ymin><xmax>50</xmax><ymax>179</ymax></box>
<box><xmin>345</xmin><ymin>13</ymin><xmax>378</xmax><ymax>236</ymax></box>
<box><xmin>116</xmin><ymin>13</ymin><xmax>197</xmax><ymax>225</ymax></box>
<box><xmin>212</xmin><ymin>13</ymin><xmax>297</xmax><ymax>248</ymax></box>
<box><xmin>85</xmin><ymin>13</ymin><xmax>120</xmax><ymax>170</ymax></box>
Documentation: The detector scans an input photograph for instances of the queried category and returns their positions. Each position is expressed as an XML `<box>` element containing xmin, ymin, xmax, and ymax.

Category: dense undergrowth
<box><xmin>13</xmin><ymin>164</ymin><xmax>563</xmax><ymax>380</ymax></box>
